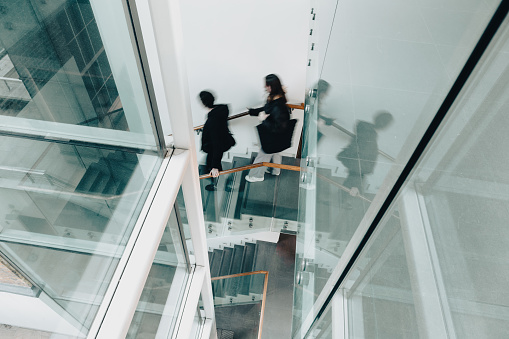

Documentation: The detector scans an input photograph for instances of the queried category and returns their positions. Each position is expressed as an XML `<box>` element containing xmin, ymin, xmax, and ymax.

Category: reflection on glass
<box><xmin>0</xmin><ymin>136</ymin><xmax>161</xmax><ymax>336</ymax></box>
<box><xmin>0</xmin><ymin>0</ymin><xmax>165</xmax><ymax>336</ymax></box>
<box><xmin>0</xmin><ymin>0</ymin><xmax>160</xmax><ymax>146</ymax></box>
<box><xmin>304</xmin><ymin>11</ymin><xmax>509</xmax><ymax>339</ymax></box>
<box><xmin>126</xmin><ymin>205</ymin><xmax>189</xmax><ymax>339</ymax></box>
<box><xmin>293</xmin><ymin>0</ymin><xmax>501</xmax><ymax>335</ymax></box>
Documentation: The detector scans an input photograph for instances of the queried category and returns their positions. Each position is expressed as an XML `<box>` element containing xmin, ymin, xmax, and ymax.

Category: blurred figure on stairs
<box><xmin>199</xmin><ymin>90</ymin><xmax>236</xmax><ymax>191</ymax></box>
<box><xmin>245</xmin><ymin>74</ymin><xmax>297</xmax><ymax>183</ymax></box>
<box><xmin>337</xmin><ymin>110</ymin><xmax>394</xmax><ymax>198</ymax></box>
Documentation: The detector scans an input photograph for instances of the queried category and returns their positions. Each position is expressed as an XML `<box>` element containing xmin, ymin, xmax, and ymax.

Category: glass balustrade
<box><xmin>0</xmin><ymin>0</ymin><xmax>167</xmax><ymax>336</ymax></box>
<box><xmin>194</xmin><ymin>164</ymin><xmax>300</xmax><ymax>238</ymax></box>
<box><xmin>293</xmin><ymin>0</ymin><xmax>504</xmax><ymax>335</ymax></box>
<box><xmin>299</xmin><ymin>4</ymin><xmax>509</xmax><ymax>338</ymax></box>
<box><xmin>0</xmin><ymin>0</ymin><xmax>163</xmax><ymax>149</ymax></box>
<box><xmin>0</xmin><ymin>137</ymin><xmax>162</xmax><ymax>336</ymax></box>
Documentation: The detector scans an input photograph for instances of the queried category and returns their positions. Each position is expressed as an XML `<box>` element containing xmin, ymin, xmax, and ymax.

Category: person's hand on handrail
<box><xmin>209</xmin><ymin>168</ymin><xmax>219</xmax><ymax>178</ymax></box>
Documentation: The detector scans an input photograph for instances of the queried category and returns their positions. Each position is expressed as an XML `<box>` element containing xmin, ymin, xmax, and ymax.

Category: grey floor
<box><xmin>215</xmin><ymin>234</ymin><xmax>296</xmax><ymax>338</ymax></box>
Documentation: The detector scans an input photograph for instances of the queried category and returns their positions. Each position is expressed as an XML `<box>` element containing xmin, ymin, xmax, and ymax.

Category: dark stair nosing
<box><xmin>224</xmin><ymin>245</ymin><xmax>244</xmax><ymax>297</ymax></box>
<box><xmin>210</xmin><ymin>249</ymin><xmax>223</xmax><ymax>278</ymax></box>
<box><xmin>215</xmin><ymin>247</ymin><xmax>234</xmax><ymax>298</ymax></box>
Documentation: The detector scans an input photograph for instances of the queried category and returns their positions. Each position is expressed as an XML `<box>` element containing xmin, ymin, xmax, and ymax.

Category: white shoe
<box><xmin>265</xmin><ymin>168</ymin><xmax>280</xmax><ymax>176</ymax></box>
<box><xmin>245</xmin><ymin>175</ymin><xmax>264</xmax><ymax>183</ymax></box>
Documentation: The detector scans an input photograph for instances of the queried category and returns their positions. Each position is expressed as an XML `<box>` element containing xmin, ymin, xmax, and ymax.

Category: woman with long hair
<box><xmin>245</xmin><ymin>74</ymin><xmax>295</xmax><ymax>182</ymax></box>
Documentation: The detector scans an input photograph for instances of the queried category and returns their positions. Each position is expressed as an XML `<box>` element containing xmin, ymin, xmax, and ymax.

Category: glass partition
<box><xmin>293</xmin><ymin>0</ymin><xmax>503</xmax><ymax>335</ymax></box>
<box><xmin>190</xmin><ymin>305</ymin><xmax>205</xmax><ymax>339</ymax></box>
<box><xmin>0</xmin><ymin>0</ymin><xmax>163</xmax><ymax>149</ymax></box>
<box><xmin>126</xmin><ymin>204</ymin><xmax>190</xmax><ymax>339</ymax></box>
<box><xmin>0</xmin><ymin>0</ymin><xmax>166</xmax><ymax>336</ymax></box>
<box><xmin>302</xmin><ymin>8</ymin><xmax>509</xmax><ymax>338</ymax></box>
<box><xmin>0</xmin><ymin>137</ymin><xmax>161</xmax><ymax>336</ymax></box>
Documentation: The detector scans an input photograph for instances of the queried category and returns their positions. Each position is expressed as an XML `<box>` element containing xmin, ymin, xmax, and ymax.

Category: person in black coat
<box><xmin>199</xmin><ymin>91</ymin><xmax>235</xmax><ymax>190</ymax></box>
<box><xmin>245</xmin><ymin>74</ymin><xmax>295</xmax><ymax>182</ymax></box>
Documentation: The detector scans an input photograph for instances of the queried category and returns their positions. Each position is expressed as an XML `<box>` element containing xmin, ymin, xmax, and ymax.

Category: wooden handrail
<box><xmin>199</xmin><ymin>162</ymin><xmax>300</xmax><ymax>179</ymax></box>
<box><xmin>192</xmin><ymin>102</ymin><xmax>305</xmax><ymax>132</ymax></box>
<box><xmin>210</xmin><ymin>270</ymin><xmax>269</xmax><ymax>281</ymax></box>
<box><xmin>288</xmin><ymin>103</ymin><xmax>305</xmax><ymax>110</ymax></box>
<box><xmin>211</xmin><ymin>270</ymin><xmax>269</xmax><ymax>339</ymax></box>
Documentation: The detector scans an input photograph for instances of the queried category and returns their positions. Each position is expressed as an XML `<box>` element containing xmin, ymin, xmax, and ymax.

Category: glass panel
<box><xmin>198</xmin><ymin>165</ymin><xmax>300</xmax><ymax>238</ymax></box>
<box><xmin>0</xmin><ymin>136</ymin><xmax>162</xmax><ymax>336</ymax></box>
<box><xmin>409</xmin><ymin>17</ymin><xmax>509</xmax><ymax>338</ymax></box>
<box><xmin>306</xmin><ymin>12</ymin><xmax>509</xmax><ymax>339</ymax></box>
<box><xmin>126</xmin><ymin>205</ymin><xmax>189</xmax><ymax>339</ymax></box>
<box><xmin>293</xmin><ymin>0</ymin><xmax>502</xmax><ymax>335</ymax></box>
<box><xmin>0</xmin><ymin>0</ymin><xmax>162</xmax><ymax>148</ymax></box>
<box><xmin>307</xmin><ymin>303</ymin><xmax>333</xmax><ymax>339</ymax></box>
<box><xmin>190</xmin><ymin>305</ymin><xmax>204</xmax><ymax>339</ymax></box>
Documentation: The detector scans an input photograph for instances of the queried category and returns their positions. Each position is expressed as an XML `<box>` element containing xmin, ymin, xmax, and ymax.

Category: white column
<box><xmin>349</xmin><ymin>293</ymin><xmax>364</xmax><ymax>339</ymax></box>
<box><xmin>398</xmin><ymin>187</ymin><xmax>450</xmax><ymax>339</ymax></box>
<box><xmin>142</xmin><ymin>0</ymin><xmax>215</xmax><ymax>322</ymax></box>
<box><xmin>331</xmin><ymin>289</ymin><xmax>347</xmax><ymax>339</ymax></box>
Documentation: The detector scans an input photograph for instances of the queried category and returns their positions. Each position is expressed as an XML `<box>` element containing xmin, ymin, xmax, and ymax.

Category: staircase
<box><xmin>51</xmin><ymin>150</ymin><xmax>139</xmax><ymax>237</ymax></box>
<box><xmin>208</xmin><ymin>240</ymin><xmax>275</xmax><ymax>303</ymax></box>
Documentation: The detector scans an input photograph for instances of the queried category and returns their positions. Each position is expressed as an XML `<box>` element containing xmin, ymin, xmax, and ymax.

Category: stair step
<box><xmin>223</xmin><ymin>245</ymin><xmax>244</xmax><ymax>297</ymax></box>
<box><xmin>219</xmin><ymin>247</ymin><xmax>233</xmax><ymax>277</ymax></box>
<box><xmin>210</xmin><ymin>249</ymin><xmax>223</xmax><ymax>278</ymax></box>
<box><xmin>89</xmin><ymin>171</ymin><xmax>109</xmax><ymax>193</ymax></box>
<box><xmin>75</xmin><ymin>167</ymin><xmax>101</xmax><ymax>193</ymax></box>
<box><xmin>215</xmin><ymin>247</ymin><xmax>234</xmax><ymax>298</ymax></box>
<box><xmin>102</xmin><ymin>177</ymin><xmax>119</xmax><ymax>195</ymax></box>
<box><xmin>250</xmin><ymin>241</ymin><xmax>275</xmax><ymax>294</ymax></box>
<box><xmin>208</xmin><ymin>251</ymin><xmax>214</xmax><ymax>268</ymax></box>
<box><xmin>238</xmin><ymin>242</ymin><xmax>256</xmax><ymax>295</ymax></box>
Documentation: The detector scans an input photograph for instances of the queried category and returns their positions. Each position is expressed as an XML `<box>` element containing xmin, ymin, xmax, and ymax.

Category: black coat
<box><xmin>249</xmin><ymin>98</ymin><xmax>296</xmax><ymax>154</ymax></box>
<box><xmin>201</xmin><ymin>104</ymin><xmax>235</xmax><ymax>169</ymax></box>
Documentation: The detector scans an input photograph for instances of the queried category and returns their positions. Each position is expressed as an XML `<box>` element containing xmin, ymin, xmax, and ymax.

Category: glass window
<box><xmin>126</xmin><ymin>205</ymin><xmax>190</xmax><ymax>339</ymax></box>
<box><xmin>304</xmin><ymin>11</ymin><xmax>509</xmax><ymax>339</ymax></box>
<box><xmin>293</xmin><ymin>0</ymin><xmax>503</xmax><ymax>334</ymax></box>
<box><xmin>0</xmin><ymin>0</ymin><xmax>163</xmax><ymax>149</ymax></box>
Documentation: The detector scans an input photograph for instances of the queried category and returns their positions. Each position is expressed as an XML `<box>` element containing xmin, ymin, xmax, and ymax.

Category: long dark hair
<box><xmin>265</xmin><ymin>74</ymin><xmax>287</xmax><ymax>103</ymax></box>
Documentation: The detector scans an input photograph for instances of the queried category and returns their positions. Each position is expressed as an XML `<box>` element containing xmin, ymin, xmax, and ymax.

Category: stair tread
<box><xmin>210</xmin><ymin>249</ymin><xmax>223</xmax><ymax>278</ymax></box>
<box><xmin>250</xmin><ymin>241</ymin><xmax>276</xmax><ymax>294</ymax></box>
<box><xmin>75</xmin><ymin>167</ymin><xmax>101</xmax><ymax>192</ymax></box>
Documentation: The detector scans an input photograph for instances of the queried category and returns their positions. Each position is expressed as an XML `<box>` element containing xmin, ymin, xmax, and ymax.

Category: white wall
<box><xmin>179</xmin><ymin>0</ymin><xmax>309</xmax><ymax>128</ymax></box>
